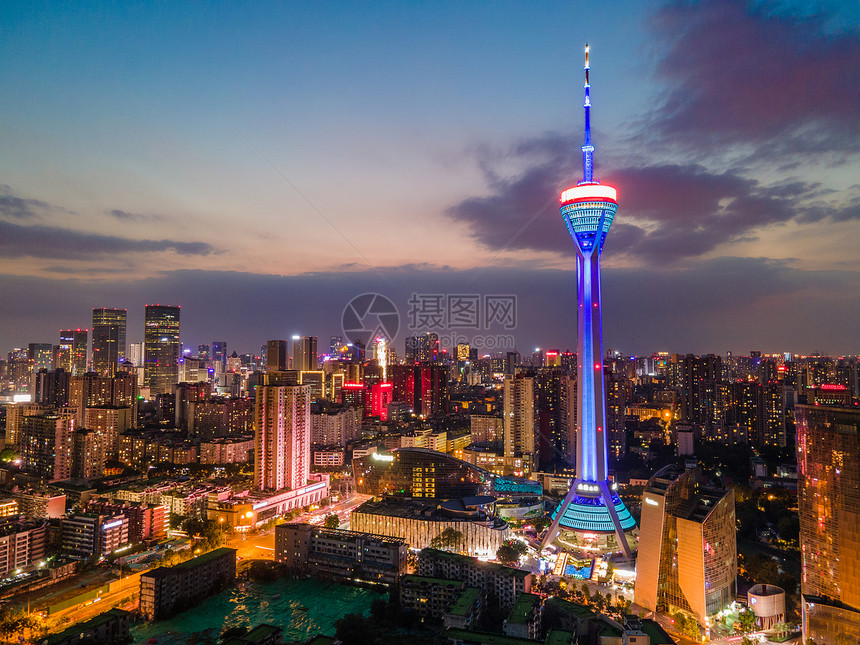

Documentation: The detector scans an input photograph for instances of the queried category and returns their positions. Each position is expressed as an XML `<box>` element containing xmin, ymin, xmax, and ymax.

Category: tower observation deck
<box><xmin>541</xmin><ymin>45</ymin><xmax>637</xmax><ymax>558</ymax></box>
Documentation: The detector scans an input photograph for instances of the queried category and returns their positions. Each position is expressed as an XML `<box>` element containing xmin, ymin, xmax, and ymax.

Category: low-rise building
<box><xmin>400</xmin><ymin>575</ymin><xmax>466</xmax><ymax>619</ymax></box>
<box><xmin>0</xmin><ymin>518</ymin><xmax>47</xmax><ymax>576</ymax></box>
<box><xmin>139</xmin><ymin>547</ymin><xmax>237</xmax><ymax>620</ymax></box>
<box><xmin>44</xmin><ymin>608</ymin><xmax>131</xmax><ymax>645</ymax></box>
<box><xmin>84</xmin><ymin>497</ymin><xmax>167</xmax><ymax>543</ymax></box>
<box><xmin>350</xmin><ymin>498</ymin><xmax>509</xmax><ymax>558</ymax></box>
<box><xmin>418</xmin><ymin>548</ymin><xmax>533</xmax><ymax>612</ymax></box>
<box><xmin>504</xmin><ymin>593</ymin><xmax>542</xmax><ymax>639</ymax></box>
<box><xmin>275</xmin><ymin>523</ymin><xmax>406</xmax><ymax>584</ymax></box>
<box><xmin>443</xmin><ymin>586</ymin><xmax>484</xmax><ymax>630</ymax></box>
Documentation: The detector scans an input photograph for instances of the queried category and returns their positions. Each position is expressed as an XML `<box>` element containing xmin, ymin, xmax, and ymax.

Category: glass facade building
<box><xmin>353</xmin><ymin>448</ymin><xmax>492</xmax><ymax>500</ymax></box>
<box><xmin>143</xmin><ymin>305</ymin><xmax>180</xmax><ymax>395</ymax></box>
<box><xmin>92</xmin><ymin>308</ymin><xmax>127</xmax><ymax>377</ymax></box>
<box><xmin>634</xmin><ymin>466</ymin><xmax>737</xmax><ymax>627</ymax></box>
<box><xmin>797</xmin><ymin>405</ymin><xmax>860</xmax><ymax>645</ymax></box>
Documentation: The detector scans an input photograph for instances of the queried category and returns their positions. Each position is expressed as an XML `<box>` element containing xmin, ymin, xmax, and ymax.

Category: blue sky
<box><xmin>1</xmin><ymin>1</ymin><xmax>859</xmax><ymax>356</ymax></box>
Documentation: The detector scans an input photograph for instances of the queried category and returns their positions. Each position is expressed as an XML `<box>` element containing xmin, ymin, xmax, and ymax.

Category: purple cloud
<box><xmin>0</xmin><ymin>220</ymin><xmax>218</xmax><ymax>260</ymax></box>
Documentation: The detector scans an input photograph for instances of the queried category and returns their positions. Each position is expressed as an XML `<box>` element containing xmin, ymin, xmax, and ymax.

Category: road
<box><xmin>42</xmin><ymin>494</ymin><xmax>372</xmax><ymax>632</ymax></box>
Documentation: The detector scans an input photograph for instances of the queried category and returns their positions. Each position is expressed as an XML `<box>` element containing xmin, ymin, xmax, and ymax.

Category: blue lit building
<box><xmin>541</xmin><ymin>45</ymin><xmax>636</xmax><ymax>558</ymax></box>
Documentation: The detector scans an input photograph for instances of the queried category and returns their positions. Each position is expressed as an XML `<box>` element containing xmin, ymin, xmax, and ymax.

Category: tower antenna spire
<box><xmin>581</xmin><ymin>43</ymin><xmax>595</xmax><ymax>184</ymax></box>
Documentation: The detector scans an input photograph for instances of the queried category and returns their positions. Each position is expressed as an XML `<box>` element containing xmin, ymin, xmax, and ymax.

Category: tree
<box><xmin>430</xmin><ymin>527</ymin><xmax>464</xmax><ymax>552</ymax></box>
<box><xmin>737</xmin><ymin>609</ymin><xmax>757</xmax><ymax>633</ymax></box>
<box><xmin>495</xmin><ymin>539</ymin><xmax>527</xmax><ymax>565</ymax></box>
<box><xmin>324</xmin><ymin>513</ymin><xmax>340</xmax><ymax>528</ymax></box>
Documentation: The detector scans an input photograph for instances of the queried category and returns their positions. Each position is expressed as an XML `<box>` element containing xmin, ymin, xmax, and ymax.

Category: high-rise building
<box><xmin>144</xmin><ymin>305</ymin><xmax>180</xmax><ymax>395</ymax></box>
<box><xmin>796</xmin><ymin>404</ymin><xmax>860</xmax><ymax>644</ymax></box>
<box><xmin>266</xmin><ymin>340</ymin><xmax>288</xmax><ymax>372</ymax></box>
<box><xmin>197</xmin><ymin>344</ymin><xmax>210</xmax><ymax>360</ymax></box>
<box><xmin>20</xmin><ymin>411</ymin><xmax>76</xmax><ymax>481</ymax></box>
<box><xmin>634</xmin><ymin>466</ymin><xmax>736</xmax><ymax>627</ymax></box>
<box><xmin>212</xmin><ymin>341</ymin><xmax>227</xmax><ymax>368</ymax></box>
<box><xmin>27</xmin><ymin>343</ymin><xmax>53</xmax><ymax>373</ymax></box>
<box><xmin>254</xmin><ymin>376</ymin><xmax>311</xmax><ymax>492</ymax></box>
<box><xmin>92</xmin><ymin>308</ymin><xmax>127</xmax><ymax>376</ymax></box>
<box><xmin>32</xmin><ymin>369</ymin><xmax>71</xmax><ymax>407</ymax></box>
<box><xmin>292</xmin><ymin>336</ymin><xmax>318</xmax><ymax>372</ymax></box>
<box><xmin>128</xmin><ymin>342</ymin><xmax>143</xmax><ymax>368</ymax></box>
<box><xmin>542</xmin><ymin>45</ymin><xmax>636</xmax><ymax>557</ymax></box>
<box><xmin>58</xmin><ymin>329</ymin><xmax>88</xmax><ymax>375</ymax></box>
<box><xmin>329</xmin><ymin>336</ymin><xmax>343</xmax><ymax>357</ymax></box>
<box><xmin>503</xmin><ymin>374</ymin><xmax>537</xmax><ymax>462</ymax></box>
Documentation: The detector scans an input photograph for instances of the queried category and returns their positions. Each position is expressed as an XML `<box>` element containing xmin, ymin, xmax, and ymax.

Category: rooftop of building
<box><xmin>506</xmin><ymin>593</ymin><xmax>541</xmax><ymax>624</ymax></box>
<box><xmin>420</xmin><ymin>548</ymin><xmax>531</xmax><ymax>579</ymax></box>
<box><xmin>401</xmin><ymin>574</ymin><xmax>465</xmax><ymax>588</ymax></box>
<box><xmin>544</xmin><ymin>596</ymin><xmax>596</xmax><ymax>618</ymax></box>
<box><xmin>544</xmin><ymin>630</ymin><xmax>576</xmax><ymax>645</ymax></box>
<box><xmin>440</xmin><ymin>628</ymin><xmax>537</xmax><ymax>645</ymax></box>
<box><xmin>638</xmin><ymin>619</ymin><xmax>676</xmax><ymax>645</ymax></box>
<box><xmin>44</xmin><ymin>608</ymin><xmax>129</xmax><ymax>645</ymax></box>
<box><xmin>447</xmin><ymin>587</ymin><xmax>482</xmax><ymax>616</ymax></box>
<box><xmin>355</xmin><ymin>499</ymin><xmax>507</xmax><ymax>529</ymax></box>
<box><xmin>173</xmin><ymin>546</ymin><xmax>236</xmax><ymax>570</ymax></box>
<box><xmin>281</xmin><ymin>522</ymin><xmax>407</xmax><ymax>547</ymax></box>
<box><xmin>0</xmin><ymin>517</ymin><xmax>45</xmax><ymax>536</ymax></box>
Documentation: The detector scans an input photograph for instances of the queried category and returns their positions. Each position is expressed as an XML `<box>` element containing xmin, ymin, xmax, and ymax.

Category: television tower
<box><xmin>541</xmin><ymin>45</ymin><xmax>636</xmax><ymax>558</ymax></box>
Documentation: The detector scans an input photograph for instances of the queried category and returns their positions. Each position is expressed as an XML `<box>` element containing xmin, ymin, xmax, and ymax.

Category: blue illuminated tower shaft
<box><xmin>576</xmin><ymin>233</ymin><xmax>609</xmax><ymax>483</ymax></box>
<box><xmin>541</xmin><ymin>44</ymin><xmax>636</xmax><ymax>557</ymax></box>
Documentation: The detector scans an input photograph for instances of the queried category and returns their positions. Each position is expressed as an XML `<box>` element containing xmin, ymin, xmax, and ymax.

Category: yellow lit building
<box><xmin>634</xmin><ymin>466</ymin><xmax>736</xmax><ymax>627</ymax></box>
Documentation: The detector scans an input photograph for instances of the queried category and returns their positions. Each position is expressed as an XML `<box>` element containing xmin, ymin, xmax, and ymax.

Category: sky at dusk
<box><xmin>1</xmin><ymin>1</ymin><xmax>859</xmax><ymax>357</ymax></box>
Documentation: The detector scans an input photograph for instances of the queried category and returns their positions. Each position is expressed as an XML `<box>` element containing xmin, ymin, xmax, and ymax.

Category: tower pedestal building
<box><xmin>541</xmin><ymin>45</ymin><xmax>636</xmax><ymax>558</ymax></box>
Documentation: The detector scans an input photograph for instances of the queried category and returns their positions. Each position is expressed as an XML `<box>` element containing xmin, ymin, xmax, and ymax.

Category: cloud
<box><xmin>0</xmin><ymin>184</ymin><xmax>66</xmax><ymax>220</ymax></box>
<box><xmin>108</xmin><ymin>209</ymin><xmax>163</xmax><ymax>222</ymax></box>
<box><xmin>447</xmin><ymin>134</ymin><xmax>860</xmax><ymax>262</ymax></box>
<box><xmin>0</xmin><ymin>220</ymin><xmax>219</xmax><ymax>260</ymax></box>
<box><xmin>649</xmin><ymin>1</ymin><xmax>860</xmax><ymax>158</ymax></box>
<box><xmin>0</xmin><ymin>261</ymin><xmax>857</xmax><ymax>356</ymax></box>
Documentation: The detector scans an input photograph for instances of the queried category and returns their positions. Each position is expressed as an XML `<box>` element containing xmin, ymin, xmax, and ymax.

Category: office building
<box><xmin>92</xmin><ymin>308</ymin><xmax>127</xmax><ymax>376</ymax></box>
<box><xmin>275</xmin><ymin>523</ymin><xmax>407</xmax><ymax>584</ymax></box>
<box><xmin>542</xmin><ymin>46</ymin><xmax>636</xmax><ymax>556</ymax></box>
<box><xmin>634</xmin><ymin>466</ymin><xmax>737</xmax><ymax>627</ymax></box>
<box><xmin>28</xmin><ymin>343</ymin><xmax>53</xmax><ymax>373</ymax></box>
<box><xmin>212</xmin><ymin>341</ymin><xmax>227</xmax><ymax>368</ymax></box>
<box><xmin>254</xmin><ymin>379</ymin><xmax>311</xmax><ymax>492</ymax></box>
<box><xmin>139</xmin><ymin>548</ymin><xmax>236</xmax><ymax>620</ymax></box>
<box><xmin>32</xmin><ymin>368</ymin><xmax>71</xmax><ymax>407</ymax></box>
<box><xmin>58</xmin><ymin>329</ymin><xmax>88</xmax><ymax>375</ymax></box>
<box><xmin>143</xmin><ymin>305</ymin><xmax>180</xmax><ymax>394</ymax></box>
<box><xmin>292</xmin><ymin>336</ymin><xmax>318</xmax><ymax>372</ymax></box>
<box><xmin>266</xmin><ymin>340</ymin><xmax>288</xmax><ymax>371</ymax></box>
<box><xmin>797</xmin><ymin>404</ymin><xmax>860</xmax><ymax>644</ymax></box>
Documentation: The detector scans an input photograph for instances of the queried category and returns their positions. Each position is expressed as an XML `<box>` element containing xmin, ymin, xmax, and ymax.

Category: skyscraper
<box><xmin>503</xmin><ymin>374</ymin><xmax>537</xmax><ymax>462</ymax></box>
<box><xmin>541</xmin><ymin>45</ymin><xmax>636</xmax><ymax>557</ymax></box>
<box><xmin>796</xmin><ymin>404</ymin><xmax>860</xmax><ymax>644</ymax></box>
<box><xmin>92</xmin><ymin>308</ymin><xmax>127</xmax><ymax>376</ymax></box>
<box><xmin>266</xmin><ymin>340</ymin><xmax>288</xmax><ymax>372</ymax></box>
<box><xmin>27</xmin><ymin>343</ymin><xmax>53</xmax><ymax>372</ymax></box>
<box><xmin>144</xmin><ymin>305</ymin><xmax>180</xmax><ymax>395</ymax></box>
<box><xmin>292</xmin><ymin>336</ymin><xmax>318</xmax><ymax>372</ymax></box>
<box><xmin>58</xmin><ymin>329</ymin><xmax>88</xmax><ymax>375</ymax></box>
<box><xmin>254</xmin><ymin>375</ymin><xmax>311</xmax><ymax>492</ymax></box>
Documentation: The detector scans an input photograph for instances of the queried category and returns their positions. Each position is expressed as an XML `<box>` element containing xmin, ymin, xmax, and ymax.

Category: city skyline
<box><xmin>1</xmin><ymin>1</ymin><xmax>859</xmax><ymax>354</ymax></box>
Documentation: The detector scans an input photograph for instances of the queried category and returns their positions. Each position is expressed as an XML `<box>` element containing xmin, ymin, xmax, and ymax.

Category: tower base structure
<box><xmin>542</xmin><ymin>478</ymin><xmax>637</xmax><ymax>559</ymax></box>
